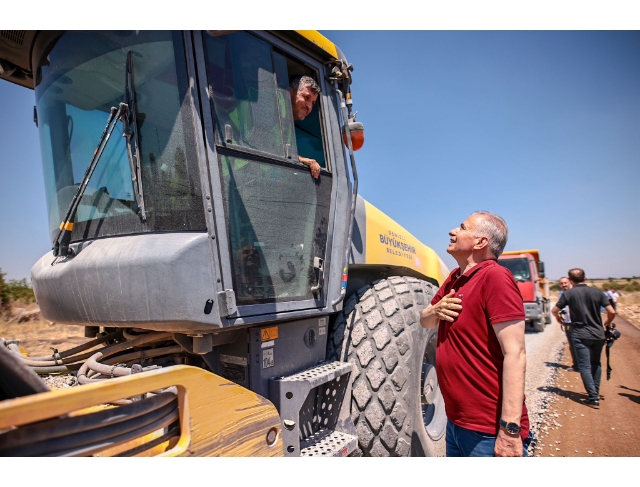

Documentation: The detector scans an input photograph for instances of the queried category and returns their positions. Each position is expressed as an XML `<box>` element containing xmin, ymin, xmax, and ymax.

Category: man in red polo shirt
<box><xmin>420</xmin><ymin>211</ymin><xmax>530</xmax><ymax>457</ymax></box>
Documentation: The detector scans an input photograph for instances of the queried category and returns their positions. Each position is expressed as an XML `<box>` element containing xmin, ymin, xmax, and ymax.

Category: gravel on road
<box><xmin>523</xmin><ymin>318</ymin><xmax>567</xmax><ymax>455</ymax></box>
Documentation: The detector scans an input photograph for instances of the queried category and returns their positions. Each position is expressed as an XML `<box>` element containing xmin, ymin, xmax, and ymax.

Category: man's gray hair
<box><xmin>289</xmin><ymin>75</ymin><xmax>320</xmax><ymax>94</ymax></box>
<box><xmin>472</xmin><ymin>211</ymin><xmax>509</xmax><ymax>258</ymax></box>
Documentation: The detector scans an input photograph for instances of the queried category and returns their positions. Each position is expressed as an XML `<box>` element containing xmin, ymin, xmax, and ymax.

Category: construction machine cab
<box><xmin>28</xmin><ymin>31</ymin><xmax>356</xmax><ymax>330</ymax></box>
<box><xmin>1</xmin><ymin>30</ymin><xmax>455</xmax><ymax>458</ymax></box>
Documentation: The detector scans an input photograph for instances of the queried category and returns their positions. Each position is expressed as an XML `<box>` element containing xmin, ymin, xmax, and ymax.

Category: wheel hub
<box><xmin>420</xmin><ymin>331</ymin><xmax>447</xmax><ymax>441</ymax></box>
<box><xmin>421</xmin><ymin>363</ymin><xmax>437</xmax><ymax>404</ymax></box>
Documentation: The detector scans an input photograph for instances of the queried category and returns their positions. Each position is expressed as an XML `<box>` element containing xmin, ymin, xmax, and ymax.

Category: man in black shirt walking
<box><xmin>558</xmin><ymin>277</ymin><xmax>578</xmax><ymax>370</ymax></box>
<box><xmin>552</xmin><ymin>268</ymin><xmax>616</xmax><ymax>409</ymax></box>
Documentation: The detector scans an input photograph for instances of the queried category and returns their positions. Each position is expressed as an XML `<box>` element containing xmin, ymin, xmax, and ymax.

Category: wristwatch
<box><xmin>499</xmin><ymin>418</ymin><xmax>521</xmax><ymax>435</ymax></box>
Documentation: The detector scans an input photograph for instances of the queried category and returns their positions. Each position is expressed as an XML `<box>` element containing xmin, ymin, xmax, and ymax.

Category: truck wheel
<box><xmin>543</xmin><ymin>301</ymin><xmax>552</xmax><ymax>324</ymax></box>
<box><xmin>533</xmin><ymin>318</ymin><xmax>545</xmax><ymax>332</ymax></box>
<box><xmin>327</xmin><ymin>276</ymin><xmax>446</xmax><ymax>456</ymax></box>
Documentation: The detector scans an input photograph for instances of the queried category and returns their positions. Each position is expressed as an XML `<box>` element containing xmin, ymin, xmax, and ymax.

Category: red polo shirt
<box><xmin>431</xmin><ymin>259</ymin><xmax>530</xmax><ymax>440</ymax></box>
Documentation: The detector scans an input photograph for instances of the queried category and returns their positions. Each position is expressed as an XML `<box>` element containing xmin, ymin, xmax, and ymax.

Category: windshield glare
<box><xmin>35</xmin><ymin>31</ymin><xmax>206</xmax><ymax>244</ymax></box>
<box><xmin>498</xmin><ymin>258</ymin><xmax>531</xmax><ymax>281</ymax></box>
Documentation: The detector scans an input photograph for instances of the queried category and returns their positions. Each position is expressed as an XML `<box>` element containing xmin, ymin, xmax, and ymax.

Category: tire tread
<box><xmin>327</xmin><ymin>276</ymin><xmax>438</xmax><ymax>456</ymax></box>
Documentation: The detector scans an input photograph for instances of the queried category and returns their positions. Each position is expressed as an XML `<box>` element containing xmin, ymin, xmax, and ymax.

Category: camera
<box><xmin>605</xmin><ymin>323</ymin><xmax>621</xmax><ymax>348</ymax></box>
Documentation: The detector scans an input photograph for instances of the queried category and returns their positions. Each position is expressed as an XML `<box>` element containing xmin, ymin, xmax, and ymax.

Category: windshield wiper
<box><xmin>52</xmin><ymin>105</ymin><xmax>124</xmax><ymax>259</ymax></box>
<box><xmin>52</xmin><ymin>51</ymin><xmax>147</xmax><ymax>259</ymax></box>
<box><xmin>122</xmin><ymin>50</ymin><xmax>147</xmax><ymax>221</ymax></box>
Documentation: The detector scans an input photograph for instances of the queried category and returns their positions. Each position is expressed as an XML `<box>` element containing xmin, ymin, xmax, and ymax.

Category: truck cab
<box><xmin>498</xmin><ymin>250</ymin><xmax>551</xmax><ymax>332</ymax></box>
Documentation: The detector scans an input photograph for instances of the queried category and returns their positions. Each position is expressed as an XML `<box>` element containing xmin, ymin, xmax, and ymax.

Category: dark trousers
<box><xmin>564</xmin><ymin>324</ymin><xmax>578</xmax><ymax>367</ymax></box>
<box><xmin>571</xmin><ymin>336</ymin><xmax>605</xmax><ymax>401</ymax></box>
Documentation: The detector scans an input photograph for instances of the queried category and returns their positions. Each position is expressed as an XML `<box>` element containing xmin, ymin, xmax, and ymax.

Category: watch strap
<box><xmin>499</xmin><ymin>418</ymin><xmax>521</xmax><ymax>434</ymax></box>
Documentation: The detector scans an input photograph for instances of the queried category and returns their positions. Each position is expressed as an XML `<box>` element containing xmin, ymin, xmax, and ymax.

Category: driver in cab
<box><xmin>289</xmin><ymin>75</ymin><xmax>321</xmax><ymax>179</ymax></box>
<box><xmin>234</xmin><ymin>244</ymin><xmax>274</xmax><ymax>304</ymax></box>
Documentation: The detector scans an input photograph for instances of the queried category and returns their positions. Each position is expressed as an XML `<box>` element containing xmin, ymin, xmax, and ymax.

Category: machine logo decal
<box><xmin>362</xmin><ymin>200</ymin><xmax>448</xmax><ymax>285</ymax></box>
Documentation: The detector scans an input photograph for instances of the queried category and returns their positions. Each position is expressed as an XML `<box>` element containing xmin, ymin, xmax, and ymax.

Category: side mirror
<box><xmin>538</xmin><ymin>261</ymin><xmax>545</xmax><ymax>278</ymax></box>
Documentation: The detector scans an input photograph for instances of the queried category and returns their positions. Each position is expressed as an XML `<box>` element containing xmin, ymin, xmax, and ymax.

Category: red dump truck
<box><xmin>498</xmin><ymin>249</ymin><xmax>551</xmax><ymax>332</ymax></box>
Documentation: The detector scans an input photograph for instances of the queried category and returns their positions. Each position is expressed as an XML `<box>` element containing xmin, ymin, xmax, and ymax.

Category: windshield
<box><xmin>35</xmin><ymin>31</ymin><xmax>206</xmax><ymax>244</ymax></box>
<box><xmin>498</xmin><ymin>258</ymin><xmax>531</xmax><ymax>281</ymax></box>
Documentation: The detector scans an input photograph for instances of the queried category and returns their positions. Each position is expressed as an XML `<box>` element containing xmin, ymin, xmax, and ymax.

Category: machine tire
<box><xmin>327</xmin><ymin>276</ymin><xmax>446</xmax><ymax>457</ymax></box>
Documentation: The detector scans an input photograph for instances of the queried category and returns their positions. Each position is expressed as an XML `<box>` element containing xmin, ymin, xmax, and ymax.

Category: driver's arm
<box><xmin>298</xmin><ymin>156</ymin><xmax>320</xmax><ymax>179</ymax></box>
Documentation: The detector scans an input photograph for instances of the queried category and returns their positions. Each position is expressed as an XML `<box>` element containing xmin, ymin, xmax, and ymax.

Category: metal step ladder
<box><xmin>270</xmin><ymin>361</ymin><xmax>358</xmax><ymax>457</ymax></box>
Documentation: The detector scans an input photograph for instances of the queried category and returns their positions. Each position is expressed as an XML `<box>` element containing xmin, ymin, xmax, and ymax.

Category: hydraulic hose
<box><xmin>122</xmin><ymin>328</ymin><xmax>153</xmax><ymax>340</ymax></box>
<box><xmin>3</xmin><ymin>330</ymin><xmax>124</xmax><ymax>374</ymax></box>
<box><xmin>75</xmin><ymin>332</ymin><xmax>175</xmax><ymax>384</ymax></box>
<box><xmin>114</xmin><ymin>425</ymin><xmax>179</xmax><ymax>457</ymax></box>
<box><xmin>100</xmin><ymin>345</ymin><xmax>183</xmax><ymax>367</ymax></box>
<box><xmin>30</xmin><ymin>363</ymin><xmax>83</xmax><ymax>374</ymax></box>
<box><xmin>78</xmin><ymin>345</ymin><xmax>182</xmax><ymax>384</ymax></box>
<box><xmin>7</xmin><ymin>343</ymin><xmax>110</xmax><ymax>368</ymax></box>
<box><xmin>0</xmin><ymin>391</ymin><xmax>176</xmax><ymax>452</ymax></box>
<box><xmin>4</xmin><ymin>343</ymin><xmax>81</xmax><ymax>372</ymax></box>
<box><xmin>6</xmin><ymin>330</ymin><xmax>180</xmax><ymax>391</ymax></box>
<box><xmin>13</xmin><ymin>330</ymin><xmax>122</xmax><ymax>361</ymax></box>
<box><xmin>51</xmin><ymin>407</ymin><xmax>178</xmax><ymax>457</ymax></box>
<box><xmin>2</xmin><ymin>396</ymin><xmax>178</xmax><ymax>457</ymax></box>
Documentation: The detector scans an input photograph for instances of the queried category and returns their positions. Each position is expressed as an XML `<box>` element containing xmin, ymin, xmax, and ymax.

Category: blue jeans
<box><xmin>571</xmin><ymin>336</ymin><xmax>605</xmax><ymax>401</ymax></box>
<box><xmin>445</xmin><ymin>420</ymin><xmax>531</xmax><ymax>457</ymax></box>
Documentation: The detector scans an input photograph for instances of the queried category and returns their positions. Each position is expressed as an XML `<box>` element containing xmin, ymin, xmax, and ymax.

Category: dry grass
<box><xmin>617</xmin><ymin>292</ymin><xmax>640</xmax><ymax>330</ymax></box>
<box><xmin>0</xmin><ymin>302</ymin><xmax>86</xmax><ymax>357</ymax></box>
<box><xmin>618</xmin><ymin>291</ymin><xmax>640</xmax><ymax>306</ymax></box>
<box><xmin>588</xmin><ymin>278</ymin><xmax>640</xmax><ymax>286</ymax></box>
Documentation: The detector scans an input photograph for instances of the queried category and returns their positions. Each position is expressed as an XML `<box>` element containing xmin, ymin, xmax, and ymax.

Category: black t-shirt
<box><xmin>556</xmin><ymin>284</ymin><xmax>610</xmax><ymax>340</ymax></box>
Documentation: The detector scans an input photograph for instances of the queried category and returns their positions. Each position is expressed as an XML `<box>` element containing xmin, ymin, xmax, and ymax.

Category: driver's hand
<box><xmin>298</xmin><ymin>156</ymin><xmax>321</xmax><ymax>179</ymax></box>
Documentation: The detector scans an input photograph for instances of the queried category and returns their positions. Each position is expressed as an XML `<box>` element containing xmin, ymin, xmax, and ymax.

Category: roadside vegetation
<box><xmin>0</xmin><ymin>267</ymin><xmax>36</xmax><ymax>317</ymax></box>
<box><xmin>596</xmin><ymin>279</ymin><xmax>640</xmax><ymax>293</ymax></box>
<box><xmin>550</xmin><ymin>277</ymin><xmax>640</xmax><ymax>294</ymax></box>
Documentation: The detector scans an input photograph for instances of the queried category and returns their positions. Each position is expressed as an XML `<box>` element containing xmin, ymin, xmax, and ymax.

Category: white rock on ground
<box><xmin>523</xmin><ymin>316</ymin><xmax>567</xmax><ymax>456</ymax></box>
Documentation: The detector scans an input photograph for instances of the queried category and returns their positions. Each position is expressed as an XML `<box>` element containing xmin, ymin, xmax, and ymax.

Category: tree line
<box><xmin>550</xmin><ymin>279</ymin><xmax>640</xmax><ymax>293</ymax></box>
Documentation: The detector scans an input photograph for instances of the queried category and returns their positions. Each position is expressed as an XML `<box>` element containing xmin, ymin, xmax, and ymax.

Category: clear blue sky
<box><xmin>1</xmin><ymin>30</ymin><xmax>639</xmax><ymax>282</ymax></box>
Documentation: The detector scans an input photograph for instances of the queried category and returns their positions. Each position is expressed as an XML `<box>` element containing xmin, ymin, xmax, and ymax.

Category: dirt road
<box><xmin>532</xmin><ymin>313</ymin><xmax>640</xmax><ymax>457</ymax></box>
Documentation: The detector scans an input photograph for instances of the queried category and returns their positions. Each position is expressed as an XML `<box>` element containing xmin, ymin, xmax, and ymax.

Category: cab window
<box><xmin>205</xmin><ymin>31</ymin><xmax>326</xmax><ymax>167</ymax></box>
<box><xmin>204</xmin><ymin>32</ymin><xmax>331</xmax><ymax>307</ymax></box>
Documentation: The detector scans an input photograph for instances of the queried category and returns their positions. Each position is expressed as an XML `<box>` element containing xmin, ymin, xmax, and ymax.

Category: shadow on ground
<box><xmin>543</xmin><ymin>361</ymin><xmax>572</xmax><ymax>370</ymax></box>
<box><xmin>619</xmin><ymin>385</ymin><xmax>640</xmax><ymax>405</ymax></box>
<box><xmin>537</xmin><ymin>385</ymin><xmax>587</xmax><ymax>406</ymax></box>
